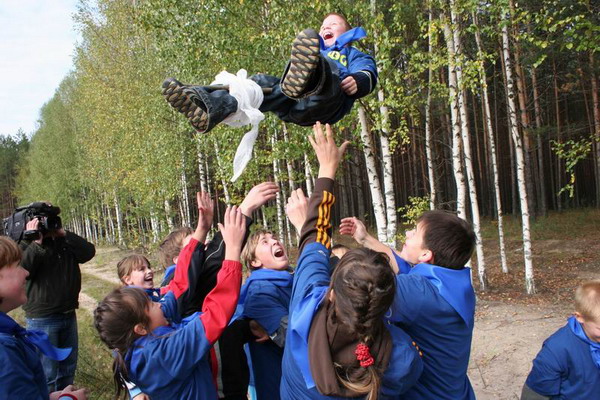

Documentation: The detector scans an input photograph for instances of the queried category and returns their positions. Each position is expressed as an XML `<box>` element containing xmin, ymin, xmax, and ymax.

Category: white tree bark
<box><xmin>212</xmin><ymin>139</ymin><xmax>231</xmax><ymax>204</ymax></box>
<box><xmin>164</xmin><ymin>199</ymin><xmax>174</xmax><ymax>232</ymax></box>
<box><xmin>447</xmin><ymin>3</ymin><xmax>486</xmax><ymax>289</ymax></box>
<box><xmin>150</xmin><ymin>210</ymin><xmax>160</xmax><ymax>243</ymax></box>
<box><xmin>271</xmin><ymin>132</ymin><xmax>285</xmax><ymax>244</ymax></box>
<box><xmin>502</xmin><ymin>12</ymin><xmax>535</xmax><ymax>294</ymax></box>
<box><xmin>304</xmin><ymin>153</ymin><xmax>314</xmax><ymax>197</ymax></box>
<box><xmin>113</xmin><ymin>190</ymin><xmax>124</xmax><ymax>246</ymax></box>
<box><xmin>425</xmin><ymin>8</ymin><xmax>437</xmax><ymax>210</ymax></box>
<box><xmin>370</xmin><ymin>0</ymin><xmax>397</xmax><ymax>246</ymax></box>
<box><xmin>358</xmin><ymin>106</ymin><xmax>388</xmax><ymax>242</ymax></box>
<box><xmin>442</xmin><ymin>19</ymin><xmax>467</xmax><ymax>220</ymax></box>
<box><xmin>196</xmin><ymin>137</ymin><xmax>208</xmax><ymax>194</ymax></box>
<box><xmin>474</xmin><ymin>11</ymin><xmax>509</xmax><ymax>274</ymax></box>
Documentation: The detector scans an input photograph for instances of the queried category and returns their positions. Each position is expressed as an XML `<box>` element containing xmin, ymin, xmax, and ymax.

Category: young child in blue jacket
<box><xmin>340</xmin><ymin>211</ymin><xmax>477</xmax><ymax>400</ymax></box>
<box><xmin>238</xmin><ymin>229</ymin><xmax>293</xmax><ymax>400</ymax></box>
<box><xmin>0</xmin><ymin>236</ymin><xmax>88</xmax><ymax>400</ymax></box>
<box><xmin>94</xmin><ymin>204</ymin><xmax>246</xmax><ymax>400</ymax></box>
<box><xmin>163</xmin><ymin>13</ymin><xmax>377</xmax><ymax>133</ymax></box>
<box><xmin>280</xmin><ymin>122</ymin><xmax>423</xmax><ymax>400</ymax></box>
<box><xmin>521</xmin><ymin>280</ymin><xmax>600</xmax><ymax>400</ymax></box>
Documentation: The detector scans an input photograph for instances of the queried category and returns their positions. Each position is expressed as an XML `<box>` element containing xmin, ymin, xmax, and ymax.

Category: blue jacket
<box><xmin>0</xmin><ymin>331</ymin><xmax>48</xmax><ymax>400</ymax></box>
<box><xmin>526</xmin><ymin>323</ymin><xmax>600</xmax><ymax>399</ymax></box>
<box><xmin>389</xmin><ymin>253</ymin><xmax>476</xmax><ymax>400</ymax></box>
<box><xmin>281</xmin><ymin>242</ymin><xmax>423</xmax><ymax>400</ymax></box>
<box><xmin>241</xmin><ymin>269</ymin><xmax>293</xmax><ymax>400</ymax></box>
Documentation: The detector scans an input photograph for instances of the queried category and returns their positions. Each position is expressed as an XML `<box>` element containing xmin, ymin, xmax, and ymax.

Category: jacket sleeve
<box><xmin>524</xmin><ymin>342</ymin><xmax>564</xmax><ymax>397</ymax></box>
<box><xmin>64</xmin><ymin>231</ymin><xmax>96</xmax><ymax>264</ymax></box>
<box><xmin>199</xmin><ymin>260</ymin><xmax>243</xmax><ymax>343</ymax></box>
<box><xmin>19</xmin><ymin>240</ymin><xmax>46</xmax><ymax>278</ymax></box>
<box><xmin>347</xmin><ymin>49</ymin><xmax>378</xmax><ymax>99</ymax></box>
<box><xmin>298</xmin><ymin>178</ymin><xmax>335</xmax><ymax>255</ymax></box>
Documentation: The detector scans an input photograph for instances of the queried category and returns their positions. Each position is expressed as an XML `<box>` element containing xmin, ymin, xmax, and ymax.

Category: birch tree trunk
<box><xmin>164</xmin><ymin>199</ymin><xmax>174</xmax><ymax>232</ymax></box>
<box><xmin>282</xmin><ymin>123</ymin><xmax>296</xmax><ymax>191</ymax></box>
<box><xmin>370</xmin><ymin>0</ymin><xmax>397</xmax><ymax>246</ymax></box>
<box><xmin>113</xmin><ymin>190</ymin><xmax>124</xmax><ymax>246</ymax></box>
<box><xmin>448</xmin><ymin>3</ymin><xmax>486</xmax><ymax>289</ymax></box>
<box><xmin>474</xmin><ymin>11</ymin><xmax>509</xmax><ymax>274</ymax></box>
<box><xmin>442</xmin><ymin>17</ymin><xmax>467</xmax><ymax>220</ymax></box>
<box><xmin>150</xmin><ymin>210</ymin><xmax>160</xmax><ymax>243</ymax></box>
<box><xmin>212</xmin><ymin>139</ymin><xmax>231</xmax><ymax>203</ymax></box>
<box><xmin>425</xmin><ymin>7</ymin><xmax>437</xmax><ymax>210</ymax></box>
<box><xmin>501</xmin><ymin>11</ymin><xmax>535</xmax><ymax>294</ymax></box>
<box><xmin>271</xmin><ymin>133</ymin><xmax>285</xmax><ymax>243</ymax></box>
<box><xmin>304</xmin><ymin>153</ymin><xmax>314</xmax><ymax>197</ymax></box>
<box><xmin>196</xmin><ymin>138</ymin><xmax>208</xmax><ymax>194</ymax></box>
<box><xmin>358</xmin><ymin>105</ymin><xmax>388</xmax><ymax>242</ymax></box>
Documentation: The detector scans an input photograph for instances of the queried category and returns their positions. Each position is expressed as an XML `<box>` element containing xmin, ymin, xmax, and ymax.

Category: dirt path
<box><xmin>469</xmin><ymin>301</ymin><xmax>569</xmax><ymax>399</ymax></box>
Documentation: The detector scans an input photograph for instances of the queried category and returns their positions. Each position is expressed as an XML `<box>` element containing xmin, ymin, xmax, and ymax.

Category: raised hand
<box><xmin>285</xmin><ymin>188</ymin><xmax>308</xmax><ymax>233</ymax></box>
<box><xmin>239</xmin><ymin>182</ymin><xmax>279</xmax><ymax>217</ymax></box>
<box><xmin>193</xmin><ymin>191</ymin><xmax>214</xmax><ymax>243</ymax></box>
<box><xmin>308</xmin><ymin>122</ymin><xmax>350</xmax><ymax>179</ymax></box>
<box><xmin>218</xmin><ymin>206</ymin><xmax>246</xmax><ymax>262</ymax></box>
<box><xmin>339</xmin><ymin>217</ymin><xmax>368</xmax><ymax>245</ymax></box>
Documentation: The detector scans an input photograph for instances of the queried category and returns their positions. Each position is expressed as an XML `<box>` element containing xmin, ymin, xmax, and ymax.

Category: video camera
<box><xmin>2</xmin><ymin>202</ymin><xmax>62</xmax><ymax>242</ymax></box>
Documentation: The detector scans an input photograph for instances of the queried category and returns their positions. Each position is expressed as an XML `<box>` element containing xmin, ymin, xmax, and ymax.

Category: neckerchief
<box><xmin>320</xmin><ymin>27</ymin><xmax>367</xmax><ymax>52</ymax></box>
<box><xmin>238</xmin><ymin>268</ymin><xmax>293</xmax><ymax>306</ymax></box>
<box><xmin>409</xmin><ymin>263</ymin><xmax>475</xmax><ymax>328</ymax></box>
<box><xmin>308</xmin><ymin>297</ymin><xmax>392</xmax><ymax>397</ymax></box>
<box><xmin>0</xmin><ymin>312</ymin><xmax>71</xmax><ymax>361</ymax></box>
<box><xmin>568</xmin><ymin>315</ymin><xmax>600</xmax><ymax>369</ymax></box>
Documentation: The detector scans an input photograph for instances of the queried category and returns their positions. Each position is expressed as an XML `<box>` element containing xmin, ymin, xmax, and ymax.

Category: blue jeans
<box><xmin>26</xmin><ymin>312</ymin><xmax>79</xmax><ymax>392</ymax></box>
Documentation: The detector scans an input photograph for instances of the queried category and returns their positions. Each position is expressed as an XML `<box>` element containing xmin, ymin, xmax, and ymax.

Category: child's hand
<box><xmin>339</xmin><ymin>217</ymin><xmax>368</xmax><ymax>245</ymax></box>
<box><xmin>286</xmin><ymin>188</ymin><xmax>308</xmax><ymax>233</ymax></box>
<box><xmin>49</xmin><ymin>385</ymin><xmax>88</xmax><ymax>400</ymax></box>
<box><xmin>193</xmin><ymin>191</ymin><xmax>214</xmax><ymax>243</ymax></box>
<box><xmin>340</xmin><ymin>76</ymin><xmax>357</xmax><ymax>95</ymax></box>
<box><xmin>218</xmin><ymin>206</ymin><xmax>246</xmax><ymax>261</ymax></box>
<box><xmin>239</xmin><ymin>182</ymin><xmax>279</xmax><ymax>216</ymax></box>
<box><xmin>309</xmin><ymin>122</ymin><xmax>349</xmax><ymax>179</ymax></box>
<box><xmin>249</xmin><ymin>320</ymin><xmax>270</xmax><ymax>343</ymax></box>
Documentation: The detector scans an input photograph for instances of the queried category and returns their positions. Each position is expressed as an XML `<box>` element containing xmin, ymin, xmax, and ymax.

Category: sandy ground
<box><xmin>469</xmin><ymin>301</ymin><xmax>570</xmax><ymax>399</ymax></box>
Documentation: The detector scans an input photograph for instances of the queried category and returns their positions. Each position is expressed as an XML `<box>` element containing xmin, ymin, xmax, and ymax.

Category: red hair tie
<box><xmin>355</xmin><ymin>343</ymin><xmax>375</xmax><ymax>367</ymax></box>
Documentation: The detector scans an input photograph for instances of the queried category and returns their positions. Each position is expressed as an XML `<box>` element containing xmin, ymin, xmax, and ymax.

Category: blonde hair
<box><xmin>117</xmin><ymin>254</ymin><xmax>151</xmax><ymax>285</ymax></box>
<box><xmin>241</xmin><ymin>229</ymin><xmax>272</xmax><ymax>271</ymax></box>
<box><xmin>0</xmin><ymin>236</ymin><xmax>21</xmax><ymax>269</ymax></box>
<box><xmin>157</xmin><ymin>227</ymin><xmax>193</xmax><ymax>268</ymax></box>
<box><xmin>575</xmin><ymin>280</ymin><xmax>600</xmax><ymax>322</ymax></box>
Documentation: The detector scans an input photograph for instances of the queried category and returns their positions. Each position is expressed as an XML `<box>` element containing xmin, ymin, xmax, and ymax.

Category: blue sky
<box><xmin>0</xmin><ymin>0</ymin><xmax>80</xmax><ymax>137</ymax></box>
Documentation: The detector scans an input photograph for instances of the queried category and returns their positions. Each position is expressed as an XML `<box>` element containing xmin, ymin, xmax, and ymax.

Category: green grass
<box><xmin>480</xmin><ymin>208</ymin><xmax>600</xmax><ymax>241</ymax></box>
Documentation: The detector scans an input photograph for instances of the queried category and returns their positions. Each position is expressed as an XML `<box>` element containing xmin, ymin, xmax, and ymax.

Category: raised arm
<box><xmin>200</xmin><ymin>206</ymin><xmax>245</xmax><ymax>343</ymax></box>
<box><xmin>339</xmin><ymin>217</ymin><xmax>399</xmax><ymax>273</ymax></box>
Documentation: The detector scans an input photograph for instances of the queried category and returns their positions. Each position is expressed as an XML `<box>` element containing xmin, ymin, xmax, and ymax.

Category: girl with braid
<box><xmin>281</xmin><ymin>122</ymin><xmax>422</xmax><ymax>399</ymax></box>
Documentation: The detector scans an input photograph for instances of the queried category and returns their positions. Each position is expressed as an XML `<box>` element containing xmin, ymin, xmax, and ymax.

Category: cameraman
<box><xmin>19</xmin><ymin>206</ymin><xmax>95</xmax><ymax>393</ymax></box>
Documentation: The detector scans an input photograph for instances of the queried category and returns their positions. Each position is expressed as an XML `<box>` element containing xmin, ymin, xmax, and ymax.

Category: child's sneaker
<box><xmin>162</xmin><ymin>78</ymin><xmax>209</xmax><ymax>132</ymax></box>
<box><xmin>281</xmin><ymin>29</ymin><xmax>321</xmax><ymax>99</ymax></box>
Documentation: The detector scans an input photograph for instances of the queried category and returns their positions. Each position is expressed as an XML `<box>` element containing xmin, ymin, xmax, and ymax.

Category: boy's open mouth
<box><xmin>273</xmin><ymin>247</ymin><xmax>285</xmax><ymax>258</ymax></box>
<box><xmin>323</xmin><ymin>32</ymin><xmax>334</xmax><ymax>40</ymax></box>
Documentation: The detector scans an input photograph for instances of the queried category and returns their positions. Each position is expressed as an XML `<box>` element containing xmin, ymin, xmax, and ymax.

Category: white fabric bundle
<box><xmin>210</xmin><ymin>69</ymin><xmax>264</xmax><ymax>181</ymax></box>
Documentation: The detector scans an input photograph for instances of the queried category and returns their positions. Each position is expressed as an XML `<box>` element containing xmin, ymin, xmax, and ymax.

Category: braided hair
<box><xmin>329</xmin><ymin>248</ymin><xmax>396</xmax><ymax>400</ymax></box>
<box><xmin>93</xmin><ymin>287</ymin><xmax>151</xmax><ymax>399</ymax></box>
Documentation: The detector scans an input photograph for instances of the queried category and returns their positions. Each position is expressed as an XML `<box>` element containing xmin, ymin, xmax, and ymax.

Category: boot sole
<box><xmin>162</xmin><ymin>78</ymin><xmax>209</xmax><ymax>132</ymax></box>
<box><xmin>281</xmin><ymin>29</ymin><xmax>320</xmax><ymax>98</ymax></box>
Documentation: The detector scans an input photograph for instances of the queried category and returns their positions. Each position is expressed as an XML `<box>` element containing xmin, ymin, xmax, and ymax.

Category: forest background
<box><xmin>1</xmin><ymin>0</ymin><xmax>600</xmax><ymax>295</ymax></box>
<box><xmin>2</xmin><ymin>1</ymin><xmax>600</xmax><ymax>398</ymax></box>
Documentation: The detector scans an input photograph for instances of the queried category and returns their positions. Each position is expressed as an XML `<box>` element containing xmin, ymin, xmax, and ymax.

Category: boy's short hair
<box><xmin>241</xmin><ymin>229</ymin><xmax>272</xmax><ymax>271</ymax></box>
<box><xmin>117</xmin><ymin>254</ymin><xmax>151</xmax><ymax>285</ymax></box>
<box><xmin>417</xmin><ymin>210</ymin><xmax>475</xmax><ymax>270</ymax></box>
<box><xmin>323</xmin><ymin>12</ymin><xmax>352</xmax><ymax>30</ymax></box>
<box><xmin>575</xmin><ymin>280</ymin><xmax>600</xmax><ymax>322</ymax></box>
<box><xmin>157</xmin><ymin>227</ymin><xmax>193</xmax><ymax>268</ymax></box>
<box><xmin>0</xmin><ymin>236</ymin><xmax>21</xmax><ymax>269</ymax></box>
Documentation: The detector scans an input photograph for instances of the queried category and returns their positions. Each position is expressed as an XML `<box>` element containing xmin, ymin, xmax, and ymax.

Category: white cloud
<box><xmin>0</xmin><ymin>0</ymin><xmax>80</xmax><ymax>137</ymax></box>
